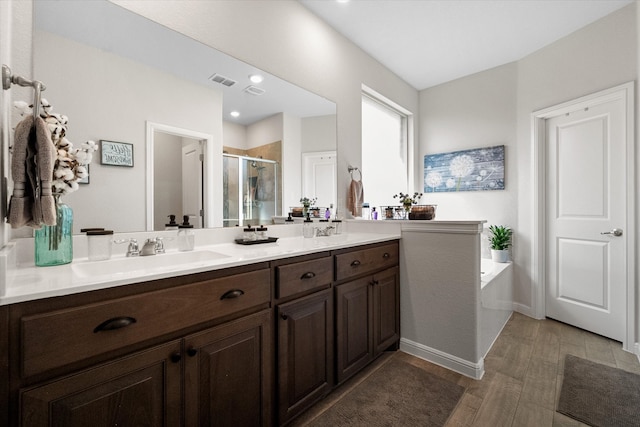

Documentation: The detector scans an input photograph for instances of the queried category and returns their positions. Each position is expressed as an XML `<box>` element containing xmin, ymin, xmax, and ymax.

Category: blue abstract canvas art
<box><xmin>424</xmin><ymin>145</ymin><xmax>505</xmax><ymax>192</ymax></box>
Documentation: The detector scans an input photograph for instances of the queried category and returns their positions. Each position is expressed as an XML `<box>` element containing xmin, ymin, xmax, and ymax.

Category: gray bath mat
<box><xmin>557</xmin><ymin>354</ymin><xmax>640</xmax><ymax>426</ymax></box>
<box><xmin>308</xmin><ymin>357</ymin><xmax>464</xmax><ymax>426</ymax></box>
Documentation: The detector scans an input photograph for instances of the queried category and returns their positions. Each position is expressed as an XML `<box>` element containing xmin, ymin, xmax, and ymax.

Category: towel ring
<box><xmin>348</xmin><ymin>166</ymin><xmax>362</xmax><ymax>180</ymax></box>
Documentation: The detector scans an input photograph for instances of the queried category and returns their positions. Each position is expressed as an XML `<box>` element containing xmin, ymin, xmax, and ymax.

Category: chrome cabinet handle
<box><xmin>601</xmin><ymin>228</ymin><xmax>623</xmax><ymax>237</ymax></box>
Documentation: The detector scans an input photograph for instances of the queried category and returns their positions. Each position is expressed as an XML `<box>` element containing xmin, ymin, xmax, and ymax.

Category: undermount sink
<box><xmin>72</xmin><ymin>250</ymin><xmax>230</xmax><ymax>278</ymax></box>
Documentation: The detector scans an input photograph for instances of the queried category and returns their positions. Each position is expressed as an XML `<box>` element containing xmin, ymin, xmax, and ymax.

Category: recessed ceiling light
<box><xmin>230</xmin><ymin>111</ymin><xmax>240</xmax><ymax>118</ymax></box>
<box><xmin>249</xmin><ymin>74</ymin><xmax>264</xmax><ymax>84</ymax></box>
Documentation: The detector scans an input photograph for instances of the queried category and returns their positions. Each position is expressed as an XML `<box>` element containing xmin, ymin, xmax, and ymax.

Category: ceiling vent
<box><xmin>244</xmin><ymin>85</ymin><xmax>266</xmax><ymax>96</ymax></box>
<box><xmin>208</xmin><ymin>73</ymin><xmax>236</xmax><ymax>87</ymax></box>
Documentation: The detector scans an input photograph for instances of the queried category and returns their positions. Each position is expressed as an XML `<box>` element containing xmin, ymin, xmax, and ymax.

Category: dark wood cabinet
<box><xmin>277</xmin><ymin>288</ymin><xmax>333</xmax><ymax>425</ymax></box>
<box><xmin>334</xmin><ymin>241</ymin><xmax>400</xmax><ymax>386</ymax></box>
<box><xmin>372</xmin><ymin>266</ymin><xmax>400</xmax><ymax>356</ymax></box>
<box><xmin>20</xmin><ymin>340</ymin><xmax>182</xmax><ymax>427</ymax></box>
<box><xmin>7</xmin><ymin>265</ymin><xmax>272</xmax><ymax>427</ymax></box>
<box><xmin>335</xmin><ymin>276</ymin><xmax>372</xmax><ymax>383</ymax></box>
<box><xmin>184</xmin><ymin>309</ymin><xmax>273</xmax><ymax>427</ymax></box>
<box><xmin>3</xmin><ymin>240</ymin><xmax>400</xmax><ymax>427</ymax></box>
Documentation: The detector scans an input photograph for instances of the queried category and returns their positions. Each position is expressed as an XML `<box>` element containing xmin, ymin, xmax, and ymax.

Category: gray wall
<box><xmin>112</xmin><ymin>0</ymin><xmax>420</xmax><ymax>218</ymax></box>
<box><xmin>418</xmin><ymin>4</ymin><xmax>638</xmax><ymax>318</ymax></box>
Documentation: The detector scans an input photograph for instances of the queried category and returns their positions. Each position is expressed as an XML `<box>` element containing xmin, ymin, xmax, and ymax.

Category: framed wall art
<box><xmin>78</xmin><ymin>164</ymin><xmax>90</xmax><ymax>184</ymax></box>
<box><xmin>424</xmin><ymin>145</ymin><xmax>505</xmax><ymax>192</ymax></box>
<box><xmin>100</xmin><ymin>140</ymin><xmax>134</xmax><ymax>167</ymax></box>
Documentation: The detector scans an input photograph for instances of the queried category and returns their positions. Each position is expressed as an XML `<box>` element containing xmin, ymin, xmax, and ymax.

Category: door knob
<box><xmin>601</xmin><ymin>228</ymin><xmax>623</xmax><ymax>237</ymax></box>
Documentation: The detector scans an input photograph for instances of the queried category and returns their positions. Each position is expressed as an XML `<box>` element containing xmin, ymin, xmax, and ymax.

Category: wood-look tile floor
<box><xmin>294</xmin><ymin>312</ymin><xmax>640</xmax><ymax>427</ymax></box>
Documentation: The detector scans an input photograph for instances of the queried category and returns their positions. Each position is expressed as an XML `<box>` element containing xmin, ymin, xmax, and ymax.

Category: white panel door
<box><xmin>302</xmin><ymin>151</ymin><xmax>336</xmax><ymax>210</ymax></box>
<box><xmin>182</xmin><ymin>141</ymin><xmax>203</xmax><ymax>228</ymax></box>
<box><xmin>545</xmin><ymin>98</ymin><xmax>626</xmax><ymax>341</ymax></box>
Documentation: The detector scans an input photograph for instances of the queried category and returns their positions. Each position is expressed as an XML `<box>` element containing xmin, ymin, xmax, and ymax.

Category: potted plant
<box><xmin>300</xmin><ymin>197</ymin><xmax>317</xmax><ymax>217</ymax></box>
<box><xmin>488</xmin><ymin>225</ymin><xmax>512</xmax><ymax>263</ymax></box>
<box><xmin>393</xmin><ymin>192</ymin><xmax>422</xmax><ymax>219</ymax></box>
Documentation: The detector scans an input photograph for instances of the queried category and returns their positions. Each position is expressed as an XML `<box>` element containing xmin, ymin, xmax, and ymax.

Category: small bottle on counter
<box><xmin>178</xmin><ymin>215</ymin><xmax>195</xmax><ymax>251</ymax></box>
<box><xmin>85</xmin><ymin>229</ymin><xmax>114</xmax><ymax>261</ymax></box>
<box><xmin>256</xmin><ymin>225</ymin><xmax>268</xmax><ymax>240</ymax></box>
<box><xmin>243</xmin><ymin>224</ymin><xmax>257</xmax><ymax>241</ymax></box>
<box><xmin>331</xmin><ymin>217</ymin><xmax>342</xmax><ymax>234</ymax></box>
<box><xmin>165</xmin><ymin>214</ymin><xmax>179</xmax><ymax>231</ymax></box>
<box><xmin>285</xmin><ymin>214</ymin><xmax>295</xmax><ymax>225</ymax></box>
<box><xmin>303</xmin><ymin>214</ymin><xmax>314</xmax><ymax>238</ymax></box>
<box><xmin>372</xmin><ymin>207</ymin><xmax>378</xmax><ymax>220</ymax></box>
<box><xmin>362</xmin><ymin>202</ymin><xmax>370</xmax><ymax>220</ymax></box>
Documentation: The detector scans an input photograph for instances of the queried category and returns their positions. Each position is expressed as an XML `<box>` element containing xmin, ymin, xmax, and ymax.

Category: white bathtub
<box><xmin>479</xmin><ymin>258</ymin><xmax>513</xmax><ymax>357</ymax></box>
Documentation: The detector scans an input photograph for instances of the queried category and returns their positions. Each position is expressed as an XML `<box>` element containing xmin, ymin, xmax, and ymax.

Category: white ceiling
<box><xmin>300</xmin><ymin>0</ymin><xmax>634</xmax><ymax>90</ymax></box>
<box><xmin>34</xmin><ymin>0</ymin><xmax>336</xmax><ymax>126</ymax></box>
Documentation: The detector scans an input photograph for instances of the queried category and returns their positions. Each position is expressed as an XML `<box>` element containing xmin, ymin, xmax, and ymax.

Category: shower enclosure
<box><xmin>223</xmin><ymin>154</ymin><xmax>279</xmax><ymax>227</ymax></box>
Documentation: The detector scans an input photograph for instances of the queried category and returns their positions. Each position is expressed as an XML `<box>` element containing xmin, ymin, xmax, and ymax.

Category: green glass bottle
<box><xmin>35</xmin><ymin>197</ymin><xmax>73</xmax><ymax>266</ymax></box>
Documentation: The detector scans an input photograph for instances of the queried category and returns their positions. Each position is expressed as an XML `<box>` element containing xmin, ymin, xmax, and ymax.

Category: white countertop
<box><xmin>0</xmin><ymin>230</ymin><xmax>400</xmax><ymax>306</ymax></box>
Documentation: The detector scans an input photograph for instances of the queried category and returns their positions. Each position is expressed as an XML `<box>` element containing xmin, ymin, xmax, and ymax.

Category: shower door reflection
<box><xmin>223</xmin><ymin>154</ymin><xmax>279</xmax><ymax>227</ymax></box>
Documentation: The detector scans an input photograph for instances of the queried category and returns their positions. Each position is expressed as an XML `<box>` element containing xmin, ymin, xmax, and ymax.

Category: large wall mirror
<box><xmin>31</xmin><ymin>0</ymin><xmax>336</xmax><ymax>233</ymax></box>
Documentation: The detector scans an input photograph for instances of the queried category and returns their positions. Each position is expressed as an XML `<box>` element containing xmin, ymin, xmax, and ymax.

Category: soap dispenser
<box><xmin>165</xmin><ymin>214</ymin><xmax>179</xmax><ymax>231</ymax></box>
<box><xmin>303</xmin><ymin>214</ymin><xmax>314</xmax><ymax>238</ymax></box>
<box><xmin>178</xmin><ymin>215</ymin><xmax>195</xmax><ymax>251</ymax></box>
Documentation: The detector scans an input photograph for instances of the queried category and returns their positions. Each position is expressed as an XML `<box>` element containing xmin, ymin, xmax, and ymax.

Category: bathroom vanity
<box><xmin>0</xmin><ymin>232</ymin><xmax>400</xmax><ymax>426</ymax></box>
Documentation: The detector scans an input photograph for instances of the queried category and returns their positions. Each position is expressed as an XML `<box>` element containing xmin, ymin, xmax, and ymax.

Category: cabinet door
<box><xmin>277</xmin><ymin>288</ymin><xmax>333</xmax><ymax>425</ymax></box>
<box><xmin>335</xmin><ymin>276</ymin><xmax>372</xmax><ymax>384</ymax></box>
<box><xmin>372</xmin><ymin>267</ymin><xmax>400</xmax><ymax>356</ymax></box>
<box><xmin>184</xmin><ymin>309</ymin><xmax>273</xmax><ymax>427</ymax></box>
<box><xmin>20</xmin><ymin>340</ymin><xmax>182</xmax><ymax>427</ymax></box>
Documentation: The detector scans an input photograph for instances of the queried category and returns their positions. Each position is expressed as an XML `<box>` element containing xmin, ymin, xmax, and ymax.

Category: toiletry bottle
<box><xmin>243</xmin><ymin>224</ymin><xmax>256</xmax><ymax>241</ymax></box>
<box><xmin>303</xmin><ymin>214</ymin><xmax>314</xmax><ymax>238</ymax></box>
<box><xmin>85</xmin><ymin>229</ymin><xmax>113</xmax><ymax>261</ymax></box>
<box><xmin>325</xmin><ymin>204</ymin><xmax>332</xmax><ymax>220</ymax></box>
<box><xmin>362</xmin><ymin>202</ymin><xmax>370</xmax><ymax>219</ymax></box>
<box><xmin>331</xmin><ymin>218</ymin><xmax>342</xmax><ymax>234</ymax></box>
<box><xmin>372</xmin><ymin>207</ymin><xmax>378</xmax><ymax>220</ymax></box>
<box><xmin>256</xmin><ymin>225</ymin><xmax>268</xmax><ymax>240</ymax></box>
<box><xmin>285</xmin><ymin>214</ymin><xmax>295</xmax><ymax>225</ymax></box>
<box><xmin>178</xmin><ymin>215</ymin><xmax>195</xmax><ymax>251</ymax></box>
<box><xmin>165</xmin><ymin>214</ymin><xmax>179</xmax><ymax>231</ymax></box>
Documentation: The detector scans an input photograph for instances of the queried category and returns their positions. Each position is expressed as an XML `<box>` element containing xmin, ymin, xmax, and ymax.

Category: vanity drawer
<box><xmin>276</xmin><ymin>257</ymin><xmax>333</xmax><ymax>299</ymax></box>
<box><xmin>335</xmin><ymin>242</ymin><xmax>399</xmax><ymax>282</ymax></box>
<box><xmin>21</xmin><ymin>268</ymin><xmax>270</xmax><ymax>378</ymax></box>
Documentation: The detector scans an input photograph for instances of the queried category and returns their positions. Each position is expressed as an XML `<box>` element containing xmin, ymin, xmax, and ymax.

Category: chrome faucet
<box><xmin>140</xmin><ymin>237</ymin><xmax>165</xmax><ymax>256</ymax></box>
<box><xmin>126</xmin><ymin>238</ymin><xmax>139</xmax><ymax>257</ymax></box>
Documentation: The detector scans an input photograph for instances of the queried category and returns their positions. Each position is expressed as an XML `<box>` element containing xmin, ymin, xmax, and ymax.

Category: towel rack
<box><xmin>2</xmin><ymin>64</ymin><xmax>46</xmax><ymax>118</ymax></box>
<box><xmin>348</xmin><ymin>165</ymin><xmax>362</xmax><ymax>180</ymax></box>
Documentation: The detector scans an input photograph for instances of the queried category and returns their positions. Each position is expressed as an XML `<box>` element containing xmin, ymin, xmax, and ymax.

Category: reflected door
<box><xmin>182</xmin><ymin>141</ymin><xmax>203</xmax><ymax>227</ymax></box>
<box><xmin>302</xmin><ymin>151</ymin><xmax>336</xmax><ymax>211</ymax></box>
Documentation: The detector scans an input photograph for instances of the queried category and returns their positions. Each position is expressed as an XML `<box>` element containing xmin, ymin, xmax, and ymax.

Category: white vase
<box><xmin>491</xmin><ymin>249</ymin><xmax>510</xmax><ymax>263</ymax></box>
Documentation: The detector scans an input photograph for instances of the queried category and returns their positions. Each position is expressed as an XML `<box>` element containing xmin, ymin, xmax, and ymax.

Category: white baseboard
<box><xmin>400</xmin><ymin>338</ymin><xmax>484</xmax><ymax>380</ymax></box>
<box><xmin>513</xmin><ymin>302</ymin><xmax>537</xmax><ymax>319</ymax></box>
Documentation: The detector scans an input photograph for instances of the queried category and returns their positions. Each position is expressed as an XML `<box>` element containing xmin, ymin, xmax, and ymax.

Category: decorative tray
<box><xmin>234</xmin><ymin>237</ymin><xmax>279</xmax><ymax>245</ymax></box>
